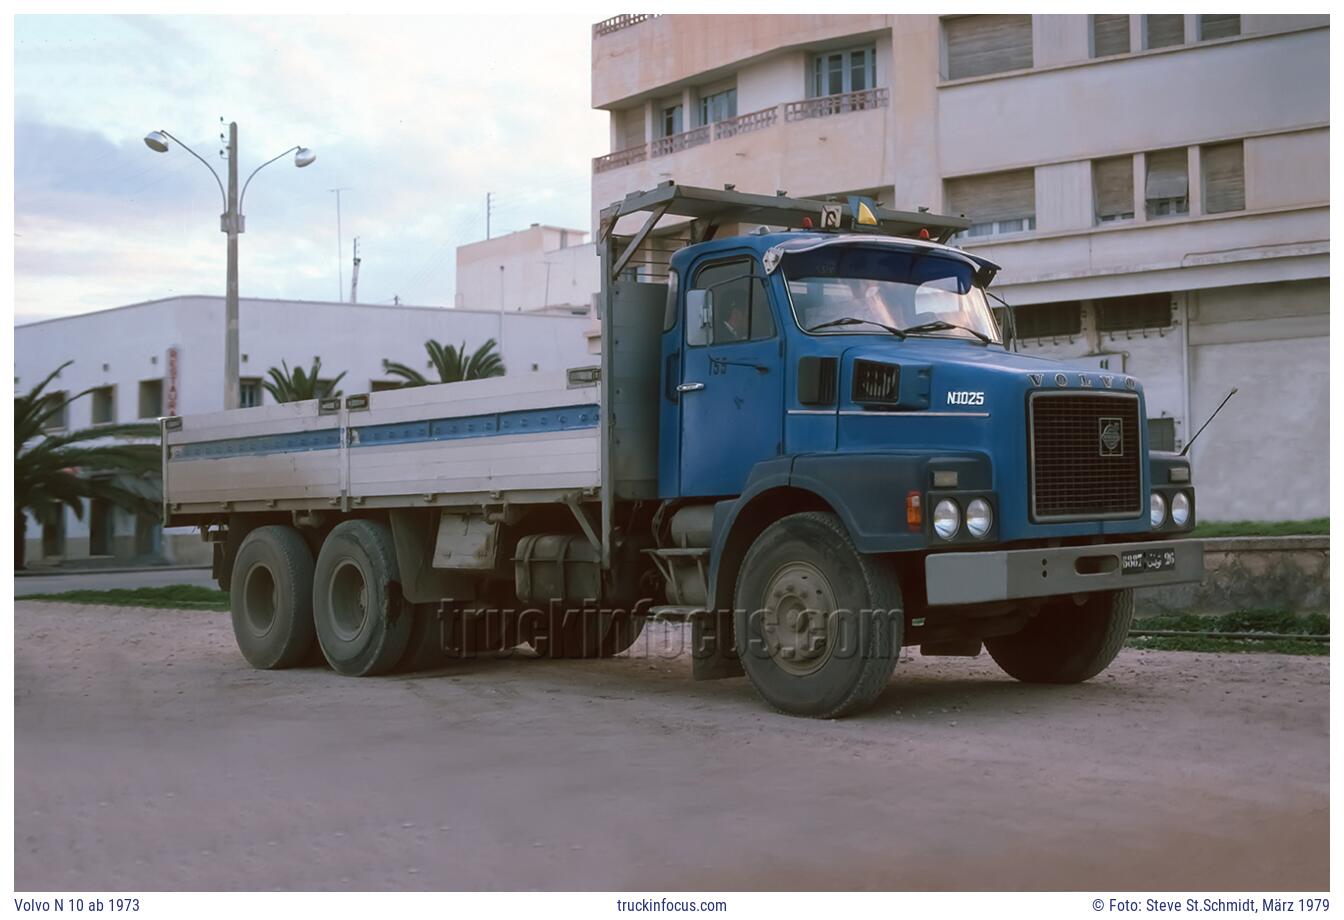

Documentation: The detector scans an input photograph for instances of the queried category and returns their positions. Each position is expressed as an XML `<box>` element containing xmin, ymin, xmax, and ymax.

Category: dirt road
<box><xmin>13</xmin><ymin>601</ymin><xmax>1329</xmax><ymax>891</ymax></box>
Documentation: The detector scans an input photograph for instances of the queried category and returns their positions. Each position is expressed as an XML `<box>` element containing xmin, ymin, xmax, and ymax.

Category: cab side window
<box><xmin>690</xmin><ymin>259</ymin><xmax>776</xmax><ymax>346</ymax></box>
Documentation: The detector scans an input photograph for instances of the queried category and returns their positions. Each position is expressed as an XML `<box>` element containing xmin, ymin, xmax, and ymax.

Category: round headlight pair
<box><xmin>1151</xmin><ymin>491</ymin><xmax>1193</xmax><ymax>528</ymax></box>
<box><xmin>933</xmin><ymin>498</ymin><xmax>993</xmax><ymax>540</ymax></box>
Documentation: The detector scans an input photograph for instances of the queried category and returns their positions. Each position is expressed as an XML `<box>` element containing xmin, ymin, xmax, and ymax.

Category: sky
<box><xmin>13</xmin><ymin>14</ymin><xmax>608</xmax><ymax>322</ymax></box>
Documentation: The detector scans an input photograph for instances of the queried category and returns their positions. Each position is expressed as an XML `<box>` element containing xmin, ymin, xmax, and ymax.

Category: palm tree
<box><xmin>14</xmin><ymin>362</ymin><xmax>161</xmax><ymax>570</ymax></box>
<box><xmin>263</xmin><ymin>358</ymin><xmax>346</xmax><ymax>403</ymax></box>
<box><xmin>383</xmin><ymin>339</ymin><xmax>505</xmax><ymax>388</ymax></box>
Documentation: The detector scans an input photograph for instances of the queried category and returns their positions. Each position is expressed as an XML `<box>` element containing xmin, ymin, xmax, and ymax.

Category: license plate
<box><xmin>1121</xmin><ymin>547</ymin><xmax>1176</xmax><ymax>575</ymax></box>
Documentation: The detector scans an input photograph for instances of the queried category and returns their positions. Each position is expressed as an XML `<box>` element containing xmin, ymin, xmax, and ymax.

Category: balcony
<box><xmin>592</xmin><ymin>14</ymin><xmax>656</xmax><ymax>38</ymax></box>
<box><xmin>651</xmin><ymin>125</ymin><xmax>710</xmax><ymax>158</ymax></box>
<box><xmin>593</xmin><ymin>142</ymin><xmax>649</xmax><ymax>174</ymax></box>
<box><xmin>784</xmin><ymin>87</ymin><xmax>890</xmax><ymax>122</ymax></box>
<box><xmin>713</xmin><ymin>106</ymin><xmax>778</xmax><ymax>140</ymax></box>
<box><xmin>592</xmin><ymin>91</ymin><xmax>889</xmax><ymax>174</ymax></box>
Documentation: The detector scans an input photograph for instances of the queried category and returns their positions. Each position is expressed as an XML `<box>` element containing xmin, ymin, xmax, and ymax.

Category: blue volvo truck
<box><xmin>163</xmin><ymin>183</ymin><xmax>1204</xmax><ymax>718</ymax></box>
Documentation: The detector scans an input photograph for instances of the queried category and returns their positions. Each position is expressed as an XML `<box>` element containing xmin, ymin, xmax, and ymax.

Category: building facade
<box><xmin>16</xmin><ymin>296</ymin><xmax>594</xmax><ymax>565</ymax></box>
<box><xmin>590</xmin><ymin>13</ymin><xmax>1329</xmax><ymax>521</ymax></box>
<box><xmin>455</xmin><ymin>223</ymin><xmax>599</xmax><ymax>315</ymax></box>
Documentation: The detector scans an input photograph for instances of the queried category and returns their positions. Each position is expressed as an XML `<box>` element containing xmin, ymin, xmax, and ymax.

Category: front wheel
<box><xmin>733</xmin><ymin>512</ymin><xmax>903</xmax><ymax>718</ymax></box>
<box><xmin>985</xmin><ymin>589</ymin><xmax>1134</xmax><ymax>684</ymax></box>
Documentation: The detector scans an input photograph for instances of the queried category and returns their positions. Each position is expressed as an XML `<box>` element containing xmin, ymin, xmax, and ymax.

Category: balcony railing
<box><xmin>593</xmin><ymin>14</ymin><xmax>656</xmax><ymax>37</ymax></box>
<box><xmin>784</xmin><ymin>87</ymin><xmax>890</xmax><ymax>122</ymax></box>
<box><xmin>592</xmin><ymin>88</ymin><xmax>889</xmax><ymax>173</ymax></box>
<box><xmin>651</xmin><ymin>125</ymin><xmax>710</xmax><ymax>158</ymax></box>
<box><xmin>593</xmin><ymin>142</ymin><xmax>649</xmax><ymax>174</ymax></box>
<box><xmin>713</xmin><ymin>106</ymin><xmax>778</xmax><ymax>140</ymax></box>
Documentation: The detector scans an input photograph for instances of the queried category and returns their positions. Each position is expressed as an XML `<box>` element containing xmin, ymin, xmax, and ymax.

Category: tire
<box><xmin>528</xmin><ymin>608</ymin><xmax>647</xmax><ymax>659</ymax></box>
<box><xmin>228</xmin><ymin>525</ymin><xmax>316</xmax><ymax>669</ymax></box>
<box><xmin>312</xmin><ymin>519</ymin><xmax>413</xmax><ymax>677</ymax></box>
<box><xmin>733</xmin><ymin>512</ymin><xmax>902</xmax><ymax>718</ymax></box>
<box><xmin>985</xmin><ymin>589</ymin><xmax>1134</xmax><ymax>684</ymax></box>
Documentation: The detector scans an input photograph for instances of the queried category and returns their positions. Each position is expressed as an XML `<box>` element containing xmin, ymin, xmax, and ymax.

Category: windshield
<box><xmin>781</xmin><ymin>246</ymin><xmax>1001</xmax><ymax>343</ymax></box>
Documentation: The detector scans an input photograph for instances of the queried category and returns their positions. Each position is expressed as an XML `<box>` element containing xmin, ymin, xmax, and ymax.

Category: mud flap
<box><xmin>692</xmin><ymin>610</ymin><xmax>744</xmax><ymax>680</ymax></box>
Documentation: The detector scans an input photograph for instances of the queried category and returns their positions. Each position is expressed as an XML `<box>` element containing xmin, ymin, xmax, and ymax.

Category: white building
<box><xmin>455</xmin><ymin>223</ymin><xmax>599</xmax><ymax>316</ymax></box>
<box><xmin>590</xmin><ymin>13</ymin><xmax>1329</xmax><ymax>521</ymax></box>
<box><xmin>15</xmin><ymin>295</ymin><xmax>594</xmax><ymax>565</ymax></box>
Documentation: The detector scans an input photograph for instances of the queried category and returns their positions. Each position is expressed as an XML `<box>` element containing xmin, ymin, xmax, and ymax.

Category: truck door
<box><xmin>678</xmin><ymin>255</ymin><xmax>784</xmax><ymax>497</ymax></box>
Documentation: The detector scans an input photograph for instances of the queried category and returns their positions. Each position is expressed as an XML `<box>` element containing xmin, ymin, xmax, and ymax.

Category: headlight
<box><xmin>1150</xmin><ymin>492</ymin><xmax>1167</xmax><ymax>528</ymax></box>
<box><xmin>1170</xmin><ymin>491</ymin><xmax>1191</xmax><ymax>527</ymax></box>
<box><xmin>933</xmin><ymin>499</ymin><xmax>960</xmax><ymax>540</ymax></box>
<box><xmin>965</xmin><ymin>498</ymin><xmax>993</xmax><ymax>538</ymax></box>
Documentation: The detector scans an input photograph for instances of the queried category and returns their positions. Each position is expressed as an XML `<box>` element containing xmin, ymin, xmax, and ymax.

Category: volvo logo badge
<box><xmin>1029</xmin><ymin>373</ymin><xmax>1043</xmax><ymax>387</ymax></box>
<box><xmin>1099</xmin><ymin>417</ymin><xmax>1124</xmax><ymax>456</ymax></box>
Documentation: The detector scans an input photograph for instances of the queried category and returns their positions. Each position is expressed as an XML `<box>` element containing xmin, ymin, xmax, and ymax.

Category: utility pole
<box><xmin>486</xmin><ymin>191</ymin><xmax>494</xmax><ymax>240</ymax></box>
<box><xmin>329</xmin><ymin>187</ymin><xmax>350</xmax><ymax>301</ymax></box>
<box><xmin>350</xmin><ymin>237</ymin><xmax>361</xmax><ymax>303</ymax></box>
<box><xmin>223</xmin><ymin>121</ymin><xmax>241</xmax><ymax>411</ymax></box>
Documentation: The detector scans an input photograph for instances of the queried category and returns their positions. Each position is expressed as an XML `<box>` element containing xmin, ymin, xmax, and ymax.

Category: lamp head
<box><xmin>294</xmin><ymin>147</ymin><xmax>316</xmax><ymax>168</ymax></box>
<box><xmin>143</xmin><ymin>131</ymin><xmax>170</xmax><ymax>153</ymax></box>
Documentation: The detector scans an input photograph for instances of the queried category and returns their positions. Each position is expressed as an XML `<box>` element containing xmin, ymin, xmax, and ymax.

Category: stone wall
<box><xmin>1135</xmin><ymin>536</ymin><xmax>1329</xmax><ymax>615</ymax></box>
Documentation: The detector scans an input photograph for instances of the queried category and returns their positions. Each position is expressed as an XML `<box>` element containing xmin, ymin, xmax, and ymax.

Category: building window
<box><xmin>41</xmin><ymin>513</ymin><xmax>65</xmax><ymax>558</ymax></box>
<box><xmin>91</xmin><ymin>386</ymin><xmax>115</xmax><ymax>425</ymax></box>
<box><xmin>698</xmin><ymin>87</ymin><xmax>737</xmax><ymax>125</ymax></box>
<box><xmin>1094</xmin><ymin>155</ymin><xmax>1135</xmax><ymax>223</ymax></box>
<box><xmin>41</xmin><ymin>391</ymin><xmax>68</xmax><ymax>431</ymax></box>
<box><xmin>1202</xmin><ymin>141</ymin><xmax>1245</xmax><ymax>214</ymax></box>
<box><xmin>660</xmin><ymin>104</ymin><xmax>683</xmax><ymax>138</ymax></box>
<box><xmin>1145</xmin><ymin>14</ymin><xmax>1185</xmax><ymax>50</ymax></box>
<box><xmin>1198</xmin><ymin>15</ymin><xmax>1240</xmax><ymax>40</ymax></box>
<box><xmin>1091</xmin><ymin>14</ymin><xmax>1130</xmax><ymax>57</ymax></box>
<box><xmin>811</xmin><ymin>46</ymin><xmax>877</xmax><ymax>97</ymax></box>
<box><xmin>1144</xmin><ymin>148</ymin><xmax>1189</xmax><ymax>219</ymax></box>
<box><xmin>1015</xmin><ymin>301</ymin><xmax>1082</xmax><ymax>339</ymax></box>
<box><xmin>239</xmin><ymin>377</ymin><xmax>263</xmax><ymax>408</ymax></box>
<box><xmin>945</xmin><ymin>15</ymin><xmax>1033</xmax><ymax>80</ymax></box>
<box><xmin>1148</xmin><ymin>417</ymin><xmax>1177</xmax><ymax>452</ymax></box>
<box><xmin>138</xmin><ymin>379</ymin><xmax>163</xmax><ymax>419</ymax></box>
<box><xmin>946</xmin><ymin>169</ymin><xmax>1036</xmax><ymax>238</ymax></box>
<box><xmin>1095</xmin><ymin>293</ymin><xmax>1173</xmax><ymax>333</ymax></box>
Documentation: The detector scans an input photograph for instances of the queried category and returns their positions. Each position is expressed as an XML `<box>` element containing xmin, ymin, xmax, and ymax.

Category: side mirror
<box><xmin>686</xmin><ymin>289</ymin><xmax>714</xmax><ymax>346</ymax></box>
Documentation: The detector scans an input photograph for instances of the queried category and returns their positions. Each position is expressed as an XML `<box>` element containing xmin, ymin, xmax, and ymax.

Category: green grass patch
<box><xmin>18</xmin><ymin>584</ymin><xmax>230</xmax><ymax>611</ymax></box>
<box><xmin>1128</xmin><ymin>608</ymin><xmax>1328</xmax><ymax>656</ymax></box>
<box><xmin>1190</xmin><ymin>518</ymin><xmax>1328</xmax><ymax>538</ymax></box>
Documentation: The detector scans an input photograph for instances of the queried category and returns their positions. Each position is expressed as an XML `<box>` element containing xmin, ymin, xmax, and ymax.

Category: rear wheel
<box><xmin>985</xmin><ymin>589</ymin><xmax>1134</xmax><ymax>684</ymax></box>
<box><xmin>733</xmin><ymin>512</ymin><xmax>902</xmax><ymax>718</ymax></box>
<box><xmin>312</xmin><ymin>520</ymin><xmax>412</xmax><ymax>676</ymax></box>
<box><xmin>228</xmin><ymin>525</ymin><xmax>316</xmax><ymax>669</ymax></box>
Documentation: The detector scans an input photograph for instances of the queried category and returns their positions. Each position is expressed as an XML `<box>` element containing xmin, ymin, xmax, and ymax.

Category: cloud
<box><xmin>13</xmin><ymin>14</ymin><xmax>608</xmax><ymax>319</ymax></box>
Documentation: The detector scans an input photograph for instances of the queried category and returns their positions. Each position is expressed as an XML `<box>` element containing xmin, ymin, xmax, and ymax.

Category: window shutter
<box><xmin>1092</xmin><ymin>15</ymin><xmax>1130</xmax><ymax>57</ymax></box>
<box><xmin>1199</xmin><ymin>14</ymin><xmax>1240</xmax><ymax>40</ymax></box>
<box><xmin>1202</xmin><ymin>142</ymin><xmax>1245</xmax><ymax>214</ymax></box>
<box><xmin>1146</xmin><ymin>15</ymin><xmax>1184</xmax><ymax>49</ymax></box>
<box><xmin>1094</xmin><ymin>156</ymin><xmax>1134</xmax><ymax>220</ymax></box>
<box><xmin>945</xmin><ymin>15</ymin><xmax>1033</xmax><ymax>80</ymax></box>
<box><xmin>946</xmin><ymin>169</ymin><xmax>1036</xmax><ymax>224</ymax></box>
<box><xmin>1144</xmin><ymin>149</ymin><xmax>1188</xmax><ymax>200</ymax></box>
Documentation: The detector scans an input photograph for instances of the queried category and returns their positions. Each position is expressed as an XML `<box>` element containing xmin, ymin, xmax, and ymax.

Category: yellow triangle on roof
<box><xmin>855</xmin><ymin>200</ymin><xmax>878</xmax><ymax>226</ymax></box>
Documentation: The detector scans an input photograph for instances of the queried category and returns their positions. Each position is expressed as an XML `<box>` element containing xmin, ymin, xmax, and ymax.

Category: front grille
<box><xmin>1029</xmin><ymin>392</ymin><xmax>1142</xmax><ymax>521</ymax></box>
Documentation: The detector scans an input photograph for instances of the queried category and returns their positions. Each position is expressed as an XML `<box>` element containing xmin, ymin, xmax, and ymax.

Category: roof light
<box><xmin>919</xmin><ymin>228</ymin><xmax>931</xmax><ymax>240</ymax></box>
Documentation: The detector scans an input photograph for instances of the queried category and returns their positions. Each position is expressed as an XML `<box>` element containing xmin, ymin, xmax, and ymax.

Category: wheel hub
<box><xmin>760</xmin><ymin>561</ymin><xmax>837</xmax><ymax>676</ymax></box>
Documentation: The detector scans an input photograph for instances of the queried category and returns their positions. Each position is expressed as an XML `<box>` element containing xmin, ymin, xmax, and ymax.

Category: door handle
<box><xmin>676</xmin><ymin>382</ymin><xmax>705</xmax><ymax>393</ymax></box>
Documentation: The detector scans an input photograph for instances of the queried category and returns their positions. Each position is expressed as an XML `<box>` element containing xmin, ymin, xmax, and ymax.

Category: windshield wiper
<box><xmin>897</xmin><ymin>319</ymin><xmax>992</xmax><ymax>345</ymax></box>
<box><xmin>806</xmin><ymin>316</ymin><xmax>906</xmax><ymax>338</ymax></box>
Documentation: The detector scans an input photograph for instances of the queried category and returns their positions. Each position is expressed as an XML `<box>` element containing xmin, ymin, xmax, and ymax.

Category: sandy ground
<box><xmin>13</xmin><ymin>600</ymin><xmax>1329</xmax><ymax>892</ymax></box>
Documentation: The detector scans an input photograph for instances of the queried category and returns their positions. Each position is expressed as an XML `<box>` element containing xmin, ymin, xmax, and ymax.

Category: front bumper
<box><xmin>924</xmin><ymin>539</ymin><xmax>1204</xmax><ymax>606</ymax></box>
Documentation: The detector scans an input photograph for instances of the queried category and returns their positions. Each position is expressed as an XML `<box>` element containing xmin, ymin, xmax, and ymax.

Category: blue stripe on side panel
<box><xmin>169</xmin><ymin>404</ymin><xmax>600</xmax><ymax>461</ymax></box>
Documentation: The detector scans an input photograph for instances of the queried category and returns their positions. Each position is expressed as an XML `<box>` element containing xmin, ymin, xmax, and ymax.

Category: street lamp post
<box><xmin>144</xmin><ymin>124</ymin><xmax>315</xmax><ymax>410</ymax></box>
